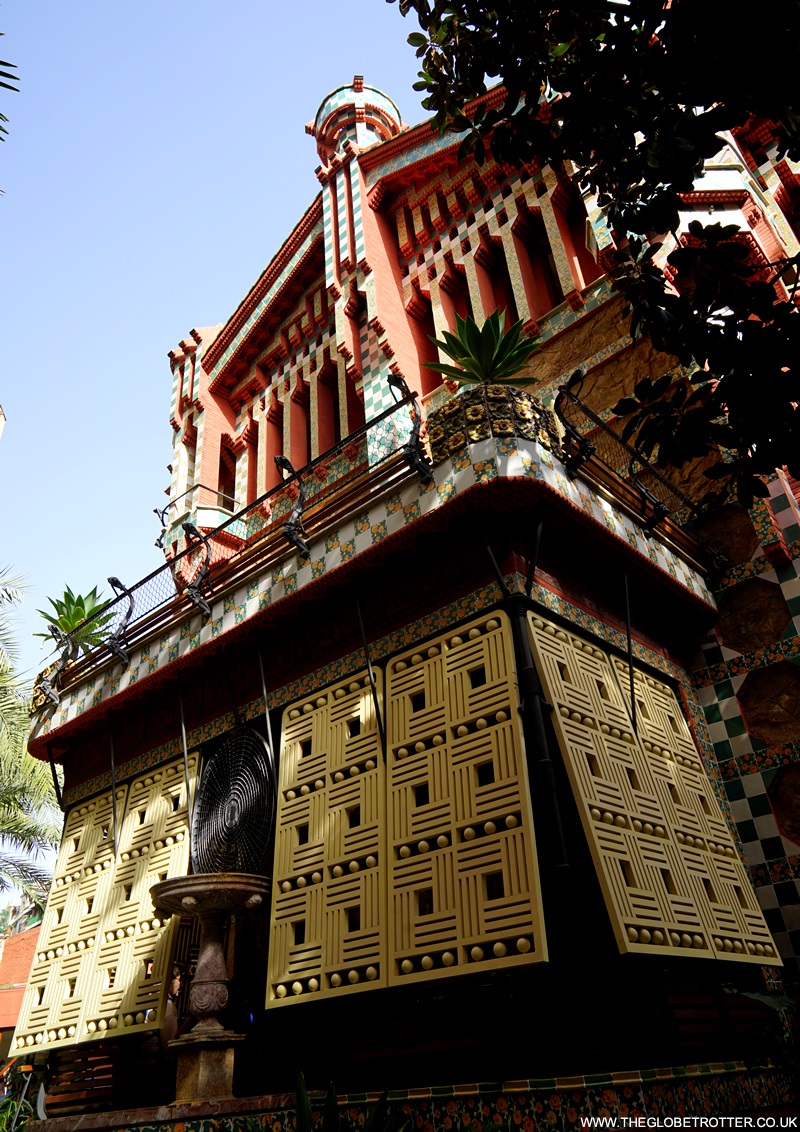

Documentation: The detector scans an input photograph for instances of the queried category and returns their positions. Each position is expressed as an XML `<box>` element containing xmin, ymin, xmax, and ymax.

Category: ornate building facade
<box><xmin>14</xmin><ymin>79</ymin><xmax>800</xmax><ymax>1127</ymax></box>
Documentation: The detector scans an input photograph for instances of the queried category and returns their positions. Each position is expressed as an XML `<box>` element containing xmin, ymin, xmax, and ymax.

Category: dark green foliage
<box><xmin>0</xmin><ymin>1064</ymin><xmax>34</xmax><ymax>1132</ymax></box>
<box><xmin>424</xmin><ymin>309</ymin><xmax>538</xmax><ymax>385</ymax></box>
<box><xmin>0</xmin><ymin>570</ymin><xmax>60</xmax><ymax>903</ymax></box>
<box><xmin>0</xmin><ymin>1093</ymin><xmax>32</xmax><ymax>1131</ymax></box>
<box><xmin>388</xmin><ymin>0</ymin><xmax>800</xmax><ymax>504</ymax></box>
<box><xmin>295</xmin><ymin>1075</ymin><xmax>394</xmax><ymax>1132</ymax></box>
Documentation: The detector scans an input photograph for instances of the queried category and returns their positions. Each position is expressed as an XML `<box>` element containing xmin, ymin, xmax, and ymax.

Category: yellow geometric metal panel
<box><xmin>387</xmin><ymin>612</ymin><xmax>547</xmax><ymax>984</ymax></box>
<box><xmin>12</xmin><ymin>755</ymin><xmax>197</xmax><ymax>1053</ymax></box>
<box><xmin>527</xmin><ymin>613</ymin><xmax>779</xmax><ymax>965</ymax></box>
<box><xmin>267</xmin><ymin>671</ymin><xmax>386</xmax><ymax>1006</ymax></box>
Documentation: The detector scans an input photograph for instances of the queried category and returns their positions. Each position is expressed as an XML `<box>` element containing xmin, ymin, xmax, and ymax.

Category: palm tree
<box><xmin>0</xmin><ymin>569</ymin><xmax>61</xmax><ymax>904</ymax></box>
<box><xmin>0</xmin><ymin>567</ymin><xmax>28</xmax><ymax>754</ymax></box>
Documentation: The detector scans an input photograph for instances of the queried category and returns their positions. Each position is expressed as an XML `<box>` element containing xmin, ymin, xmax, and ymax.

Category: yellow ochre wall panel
<box><xmin>527</xmin><ymin>613</ymin><xmax>779</xmax><ymax>965</ymax></box>
<box><xmin>13</xmin><ymin>755</ymin><xmax>197</xmax><ymax>1054</ymax></box>
<box><xmin>267</xmin><ymin>671</ymin><xmax>386</xmax><ymax>1005</ymax></box>
<box><xmin>386</xmin><ymin>612</ymin><xmax>547</xmax><ymax>984</ymax></box>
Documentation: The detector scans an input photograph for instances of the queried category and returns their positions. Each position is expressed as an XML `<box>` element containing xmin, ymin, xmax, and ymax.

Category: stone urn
<box><xmin>151</xmin><ymin>872</ymin><xmax>270</xmax><ymax>1102</ymax></box>
<box><xmin>426</xmin><ymin>384</ymin><xmax>560</xmax><ymax>467</ymax></box>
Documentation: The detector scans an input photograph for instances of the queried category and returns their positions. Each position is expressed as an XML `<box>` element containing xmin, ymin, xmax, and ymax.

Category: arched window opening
<box><xmin>406</xmin><ymin>286</ymin><xmax>440</xmax><ymax>397</ymax></box>
<box><xmin>486</xmin><ymin>236</ymin><xmax>519</xmax><ymax>326</ymax></box>
<box><xmin>290</xmin><ymin>380</ymin><xmax>311</xmax><ymax>470</ymax></box>
<box><xmin>439</xmin><ymin>263</ymin><xmax>473</xmax><ymax>328</ymax></box>
<box><xmin>512</xmin><ymin>204</ymin><xmax>563</xmax><ymax>319</ymax></box>
<box><xmin>317</xmin><ymin>358</ymin><xmax>341</xmax><ymax>455</ymax></box>
<box><xmin>345</xmin><ymin>372</ymin><xmax>365</xmax><ymax>437</ymax></box>
<box><xmin>265</xmin><ymin>396</ymin><xmax>283</xmax><ymax>492</ymax></box>
<box><xmin>246</xmin><ymin>434</ymin><xmax>258</xmax><ymax>505</ymax></box>
<box><xmin>217</xmin><ymin>445</ymin><xmax>236</xmax><ymax>511</ymax></box>
<box><xmin>565</xmin><ymin>197</ymin><xmax>603</xmax><ymax>291</ymax></box>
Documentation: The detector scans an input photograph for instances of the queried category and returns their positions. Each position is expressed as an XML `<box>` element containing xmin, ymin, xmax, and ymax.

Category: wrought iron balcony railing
<box><xmin>36</xmin><ymin>390</ymin><xmax>427</xmax><ymax>704</ymax></box>
<box><xmin>554</xmin><ymin>378</ymin><xmax>727</xmax><ymax>570</ymax></box>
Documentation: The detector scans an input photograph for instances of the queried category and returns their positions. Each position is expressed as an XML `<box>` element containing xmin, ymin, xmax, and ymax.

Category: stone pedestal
<box><xmin>150</xmin><ymin>872</ymin><xmax>270</xmax><ymax>1104</ymax></box>
<box><xmin>171</xmin><ymin>1029</ymin><xmax>246</xmax><ymax>1102</ymax></box>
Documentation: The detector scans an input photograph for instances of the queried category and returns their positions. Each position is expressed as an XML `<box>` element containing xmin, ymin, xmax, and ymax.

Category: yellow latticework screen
<box><xmin>386</xmin><ymin>612</ymin><xmax>546</xmax><ymax>984</ymax></box>
<box><xmin>13</xmin><ymin>755</ymin><xmax>197</xmax><ymax>1053</ymax></box>
<box><xmin>527</xmin><ymin>613</ymin><xmax>779</xmax><ymax>965</ymax></box>
<box><xmin>267</xmin><ymin>671</ymin><xmax>386</xmax><ymax>1005</ymax></box>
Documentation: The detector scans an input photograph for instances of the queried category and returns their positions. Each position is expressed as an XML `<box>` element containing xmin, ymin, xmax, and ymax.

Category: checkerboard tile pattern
<box><xmin>207</xmin><ymin>217</ymin><xmax>324</xmax><ymax>384</ymax></box>
<box><xmin>401</xmin><ymin>170</ymin><xmax>613</xmax><ymax>361</ymax></box>
<box><xmin>359</xmin><ymin>309</ymin><xmax>395</xmax><ymax>422</ymax></box>
<box><xmin>722</xmin><ymin>772</ymin><xmax>800</xmax><ymax>964</ymax></box>
<box><xmin>768</xmin><ymin>469</ymin><xmax>800</xmax><ymax>546</ymax></box>
<box><xmin>691</xmin><ymin>471</ymin><xmax>800</xmax><ymax>970</ymax></box>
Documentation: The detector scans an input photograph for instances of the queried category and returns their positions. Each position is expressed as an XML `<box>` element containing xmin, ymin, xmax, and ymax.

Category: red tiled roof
<box><xmin>0</xmin><ymin>926</ymin><xmax>40</xmax><ymax>1029</ymax></box>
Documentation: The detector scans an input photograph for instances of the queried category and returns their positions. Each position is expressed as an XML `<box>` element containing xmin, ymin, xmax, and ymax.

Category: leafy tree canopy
<box><xmin>389</xmin><ymin>0</ymin><xmax>800</xmax><ymax>505</ymax></box>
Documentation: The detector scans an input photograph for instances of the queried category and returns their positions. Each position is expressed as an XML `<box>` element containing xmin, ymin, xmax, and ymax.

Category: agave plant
<box><xmin>34</xmin><ymin>585</ymin><xmax>114</xmax><ymax>659</ymax></box>
<box><xmin>423</xmin><ymin>309</ymin><xmax>538</xmax><ymax>386</ymax></box>
<box><xmin>293</xmin><ymin>1074</ymin><xmax>398</xmax><ymax>1132</ymax></box>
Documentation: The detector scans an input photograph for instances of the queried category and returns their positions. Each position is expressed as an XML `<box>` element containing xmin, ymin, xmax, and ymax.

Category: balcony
<box><xmin>31</xmin><ymin>393</ymin><xmax>422</xmax><ymax>716</ymax></box>
<box><xmin>553</xmin><ymin>380</ymin><xmax>727</xmax><ymax>574</ymax></box>
<box><xmin>30</xmin><ymin>381</ymin><xmax>720</xmax><ymax>749</ymax></box>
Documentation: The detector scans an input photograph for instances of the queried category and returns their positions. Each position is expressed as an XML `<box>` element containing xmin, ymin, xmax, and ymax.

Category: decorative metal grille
<box><xmin>12</xmin><ymin>755</ymin><xmax>197</xmax><ymax>1052</ymax></box>
<box><xmin>267</xmin><ymin>671</ymin><xmax>386</xmax><ymax>1005</ymax></box>
<box><xmin>386</xmin><ymin>612</ymin><xmax>546</xmax><ymax>984</ymax></box>
<box><xmin>527</xmin><ymin>613</ymin><xmax>779</xmax><ymax>964</ymax></box>
<box><xmin>267</xmin><ymin>614</ymin><xmax>547</xmax><ymax>1007</ymax></box>
<box><xmin>190</xmin><ymin>726</ymin><xmax>275</xmax><ymax>875</ymax></box>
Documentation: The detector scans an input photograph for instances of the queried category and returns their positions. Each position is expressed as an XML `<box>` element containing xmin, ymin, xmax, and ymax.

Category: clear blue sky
<box><xmin>0</xmin><ymin>1</ymin><xmax>428</xmax><ymax>683</ymax></box>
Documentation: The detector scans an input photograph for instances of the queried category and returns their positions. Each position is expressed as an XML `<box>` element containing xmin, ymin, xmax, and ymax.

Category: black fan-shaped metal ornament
<box><xmin>190</xmin><ymin>726</ymin><xmax>276</xmax><ymax>874</ymax></box>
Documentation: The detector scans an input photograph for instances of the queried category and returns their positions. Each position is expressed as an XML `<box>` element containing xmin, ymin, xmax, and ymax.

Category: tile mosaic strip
<box><xmin>693</xmin><ymin>632</ymin><xmax>800</xmax><ymax>690</ymax></box>
<box><xmin>688</xmin><ymin>472</ymin><xmax>800</xmax><ymax>969</ymax></box>
<box><xmin>62</xmin><ymin>572</ymin><xmax>725</xmax><ymax>859</ymax></box>
<box><xmin>36</xmin><ymin>435</ymin><xmax>713</xmax><ymax>747</ymax></box>
<box><xmin>364</xmin><ymin>128</ymin><xmax>463</xmax><ymax>188</ymax></box>
<box><xmin>207</xmin><ymin>216</ymin><xmax>324</xmax><ymax>382</ymax></box>
<box><xmin>27</xmin><ymin>1065</ymin><xmax>792</xmax><ymax>1132</ymax></box>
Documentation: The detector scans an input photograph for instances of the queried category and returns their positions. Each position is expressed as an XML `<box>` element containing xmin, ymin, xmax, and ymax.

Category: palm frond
<box><xmin>0</xmin><ymin>567</ymin><xmax>27</xmax><ymax>671</ymax></box>
<box><xmin>0</xmin><ymin>852</ymin><xmax>54</xmax><ymax>902</ymax></box>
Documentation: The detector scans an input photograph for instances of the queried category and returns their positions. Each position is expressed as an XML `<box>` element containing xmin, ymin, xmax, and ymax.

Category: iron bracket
<box><xmin>274</xmin><ymin>455</ymin><xmax>311</xmax><ymax>558</ymax></box>
<box><xmin>181</xmin><ymin>522</ymin><xmax>213</xmax><ymax>618</ymax></box>
<box><xmin>629</xmin><ymin>458</ymin><xmax>670</xmax><ymax>535</ymax></box>
<box><xmin>387</xmin><ymin>373</ymin><xmax>434</xmax><ymax>487</ymax></box>
<box><xmin>105</xmin><ymin>576</ymin><xmax>134</xmax><ymax>668</ymax></box>
<box><xmin>37</xmin><ymin>626</ymin><xmax>75</xmax><ymax>708</ymax></box>
<box><xmin>153</xmin><ymin>504</ymin><xmax>169</xmax><ymax>550</ymax></box>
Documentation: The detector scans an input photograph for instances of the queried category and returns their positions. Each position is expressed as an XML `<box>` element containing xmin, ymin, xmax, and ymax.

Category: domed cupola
<box><xmin>306</xmin><ymin>75</ymin><xmax>403</xmax><ymax>165</ymax></box>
